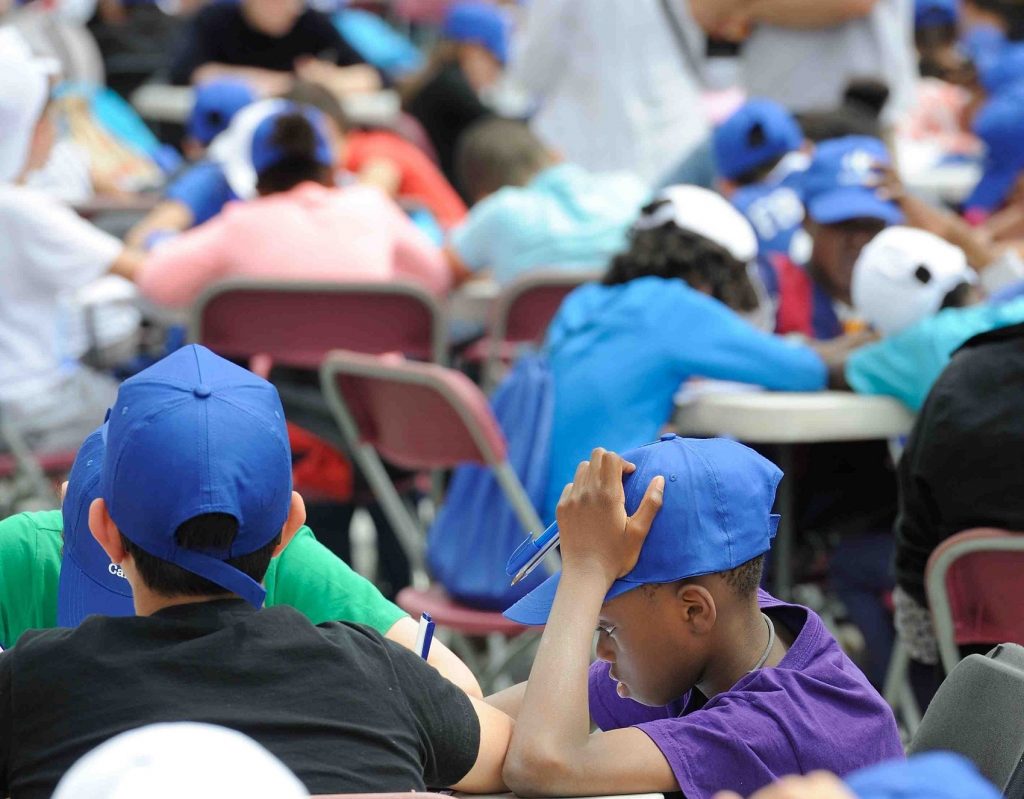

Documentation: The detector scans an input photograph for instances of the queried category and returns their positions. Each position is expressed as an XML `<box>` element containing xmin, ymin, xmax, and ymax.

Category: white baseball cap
<box><xmin>852</xmin><ymin>226</ymin><xmax>977</xmax><ymax>336</ymax></box>
<box><xmin>208</xmin><ymin>98</ymin><xmax>290</xmax><ymax>199</ymax></box>
<box><xmin>634</xmin><ymin>184</ymin><xmax>759</xmax><ymax>264</ymax></box>
<box><xmin>0</xmin><ymin>27</ymin><xmax>60</xmax><ymax>183</ymax></box>
<box><xmin>52</xmin><ymin>723</ymin><xmax>309</xmax><ymax>799</ymax></box>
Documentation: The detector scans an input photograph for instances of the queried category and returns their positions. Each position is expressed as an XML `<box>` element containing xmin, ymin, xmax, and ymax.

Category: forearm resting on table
<box><xmin>386</xmin><ymin>615</ymin><xmax>483</xmax><ymax>698</ymax></box>
<box><xmin>125</xmin><ymin>200</ymin><xmax>194</xmax><ymax>249</ymax></box>
<box><xmin>191</xmin><ymin>63</ymin><xmax>294</xmax><ymax>95</ymax></box>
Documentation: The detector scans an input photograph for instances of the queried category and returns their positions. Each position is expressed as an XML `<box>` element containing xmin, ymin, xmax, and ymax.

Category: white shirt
<box><xmin>739</xmin><ymin>0</ymin><xmax>917</xmax><ymax>125</ymax></box>
<box><xmin>509</xmin><ymin>0</ymin><xmax>709</xmax><ymax>186</ymax></box>
<box><xmin>0</xmin><ymin>185</ymin><xmax>120</xmax><ymax>405</ymax></box>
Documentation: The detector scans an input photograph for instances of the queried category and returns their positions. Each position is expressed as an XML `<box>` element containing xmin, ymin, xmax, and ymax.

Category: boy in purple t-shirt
<box><xmin>494</xmin><ymin>437</ymin><xmax>902</xmax><ymax>799</ymax></box>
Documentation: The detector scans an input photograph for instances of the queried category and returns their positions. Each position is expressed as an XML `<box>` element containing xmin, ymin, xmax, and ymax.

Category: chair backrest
<box><xmin>909</xmin><ymin>643</ymin><xmax>1024</xmax><ymax>797</ymax></box>
<box><xmin>320</xmin><ymin>349</ymin><xmax>507</xmax><ymax>472</ymax></box>
<box><xmin>190</xmin><ymin>279</ymin><xmax>447</xmax><ymax>369</ymax></box>
<box><xmin>490</xmin><ymin>269</ymin><xmax>602</xmax><ymax>351</ymax></box>
<box><xmin>926</xmin><ymin>528</ymin><xmax>1024</xmax><ymax>673</ymax></box>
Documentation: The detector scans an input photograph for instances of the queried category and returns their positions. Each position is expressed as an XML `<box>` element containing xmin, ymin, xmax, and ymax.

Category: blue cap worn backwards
<box><xmin>58</xmin><ymin>427</ymin><xmax>134</xmax><ymax>627</ymax></box>
<box><xmin>443</xmin><ymin>1</ymin><xmax>510</xmax><ymax>64</ymax></box>
<box><xmin>713</xmin><ymin>99</ymin><xmax>804</xmax><ymax>182</ymax></box>
<box><xmin>504</xmin><ymin>435</ymin><xmax>782</xmax><ymax>626</ymax></box>
<box><xmin>965</xmin><ymin>81</ymin><xmax>1024</xmax><ymax>213</ymax></box>
<box><xmin>188</xmin><ymin>78</ymin><xmax>258</xmax><ymax>147</ymax></box>
<box><xmin>250</xmin><ymin>103</ymin><xmax>335</xmax><ymax>177</ymax></box>
<box><xmin>100</xmin><ymin>344</ymin><xmax>293</xmax><ymax>608</ymax></box>
<box><xmin>799</xmin><ymin>136</ymin><xmax>904</xmax><ymax>226</ymax></box>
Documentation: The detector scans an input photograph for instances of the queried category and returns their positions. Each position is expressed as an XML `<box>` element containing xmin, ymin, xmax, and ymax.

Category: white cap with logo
<box><xmin>852</xmin><ymin>226</ymin><xmax>977</xmax><ymax>336</ymax></box>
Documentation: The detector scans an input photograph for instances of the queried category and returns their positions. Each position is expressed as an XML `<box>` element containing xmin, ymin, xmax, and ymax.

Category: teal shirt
<box><xmin>846</xmin><ymin>297</ymin><xmax>1024</xmax><ymax>410</ymax></box>
<box><xmin>450</xmin><ymin>163</ymin><xmax>648</xmax><ymax>284</ymax></box>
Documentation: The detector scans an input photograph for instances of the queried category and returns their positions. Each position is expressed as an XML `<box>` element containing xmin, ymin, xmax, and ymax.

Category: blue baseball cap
<box><xmin>250</xmin><ymin>103</ymin><xmax>335</xmax><ymax>177</ymax></box>
<box><xmin>964</xmin><ymin>81</ymin><xmax>1024</xmax><ymax>213</ymax></box>
<box><xmin>915</xmin><ymin>0</ymin><xmax>958</xmax><ymax>29</ymax></box>
<box><xmin>714</xmin><ymin>99</ymin><xmax>804</xmax><ymax>181</ymax></box>
<box><xmin>188</xmin><ymin>78</ymin><xmax>258</xmax><ymax>147</ymax></box>
<box><xmin>504</xmin><ymin>436</ymin><xmax>782</xmax><ymax>626</ymax></box>
<box><xmin>799</xmin><ymin>136</ymin><xmax>904</xmax><ymax>225</ymax></box>
<box><xmin>846</xmin><ymin>753</ymin><xmax>1000</xmax><ymax>799</ymax></box>
<box><xmin>443</xmin><ymin>2</ymin><xmax>510</xmax><ymax>64</ymax></box>
<box><xmin>100</xmin><ymin>344</ymin><xmax>293</xmax><ymax>608</ymax></box>
<box><xmin>57</xmin><ymin>428</ymin><xmax>134</xmax><ymax>627</ymax></box>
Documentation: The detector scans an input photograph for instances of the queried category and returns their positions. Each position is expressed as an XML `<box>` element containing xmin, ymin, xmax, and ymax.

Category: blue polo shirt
<box><xmin>846</xmin><ymin>296</ymin><xmax>1024</xmax><ymax>410</ymax></box>
<box><xmin>543</xmin><ymin>276</ymin><xmax>828</xmax><ymax>520</ymax></box>
<box><xmin>449</xmin><ymin>163</ymin><xmax>648</xmax><ymax>285</ymax></box>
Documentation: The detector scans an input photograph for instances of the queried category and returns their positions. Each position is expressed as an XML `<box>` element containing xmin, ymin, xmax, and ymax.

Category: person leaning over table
<box><xmin>0</xmin><ymin>427</ymin><xmax>481</xmax><ymax>699</ymax></box>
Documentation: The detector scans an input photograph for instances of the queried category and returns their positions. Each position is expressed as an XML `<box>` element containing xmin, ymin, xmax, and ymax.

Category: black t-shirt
<box><xmin>169</xmin><ymin>4</ymin><xmax>366</xmax><ymax>84</ymax></box>
<box><xmin>895</xmin><ymin>321</ymin><xmax>1024</xmax><ymax>604</ymax></box>
<box><xmin>0</xmin><ymin>600</ymin><xmax>479</xmax><ymax>799</ymax></box>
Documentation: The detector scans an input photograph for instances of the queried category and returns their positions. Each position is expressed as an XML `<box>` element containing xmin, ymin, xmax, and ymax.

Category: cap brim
<box><xmin>57</xmin><ymin>552</ymin><xmax>134</xmax><ymax>628</ymax></box>
<box><xmin>807</xmin><ymin>189</ymin><xmax>905</xmax><ymax>225</ymax></box>
<box><xmin>503</xmin><ymin>571</ymin><xmax>643</xmax><ymax>626</ymax></box>
<box><xmin>963</xmin><ymin>163</ymin><xmax>1018</xmax><ymax>213</ymax></box>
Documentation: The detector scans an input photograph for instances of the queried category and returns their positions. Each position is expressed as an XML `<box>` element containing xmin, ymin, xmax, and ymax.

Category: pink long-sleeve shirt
<box><xmin>137</xmin><ymin>183</ymin><xmax>451</xmax><ymax>308</ymax></box>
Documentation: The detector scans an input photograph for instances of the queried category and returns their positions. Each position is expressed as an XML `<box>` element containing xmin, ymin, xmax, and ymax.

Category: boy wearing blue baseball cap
<box><xmin>497</xmin><ymin>438</ymin><xmax>902</xmax><ymax>799</ymax></box>
<box><xmin>0</xmin><ymin>345</ymin><xmax>510</xmax><ymax>799</ymax></box>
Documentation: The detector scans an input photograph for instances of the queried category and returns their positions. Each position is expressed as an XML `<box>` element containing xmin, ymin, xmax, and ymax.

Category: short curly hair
<box><xmin>603</xmin><ymin>213</ymin><xmax>760</xmax><ymax>313</ymax></box>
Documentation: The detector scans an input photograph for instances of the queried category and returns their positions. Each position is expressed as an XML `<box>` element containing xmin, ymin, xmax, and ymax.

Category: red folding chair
<box><xmin>927</xmin><ymin>528</ymin><xmax>1024</xmax><ymax>674</ymax></box>
<box><xmin>468</xmin><ymin>270</ymin><xmax>600</xmax><ymax>390</ymax></box>
<box><xmin>189</xmin><ymin>278</ymin><xmax>448</xmax><ymax>369</ymax></box>
<box><xmin>319</xmin><ymin>349</ymin><xmax>545</xmax><ymax>689</ymax></box>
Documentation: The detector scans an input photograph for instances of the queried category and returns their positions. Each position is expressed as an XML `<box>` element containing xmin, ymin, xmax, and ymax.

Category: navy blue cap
<box><xmin>188</xmin><ymin>78</ymin><xmax>258</xmax><ymax>147</ymax></box>
<box><xmin>799</xmin><ymin>136</ymin><xmax>904</xmax><ymax>225</ymax></box>
<box><xmin>100</xmin><ymin>345</ymin><xmax>293</xmax><ymax>608</ymax></box>
<box><xmin>713</xmin><ymin>99</ymin><xmax>804</xmax><ymax>181</ymax></box>
<box><xmin>443</xmin><ymin>1</ymin><xmax>510</xmax><ymax>64</ymax></box>
<box><xmin>915</xmin><ymin>0</ymin><xmax>958</xmax><ymax>29</ymax></box>
<box><xmin>965</xmin><ymin>81</ymin><xmax>1024</xmax><ymax>213</ymax></box>
<box><xmin>250</xmin><ymin>103</ymin><xmax>335</xmax><ymax>177</ymax></box>
<box><xmin>57</xmin><ymin>428</ymin><xmax>134</xmax><ymax>627</ymax></box>
<box><xmin>846</xmin><ymin>752</ymin><xmax>1000</xmax><ymax>799</ymax></box>
<box><xmin>504</xmin><ymin>436</ymin><xmax>782</xmax><ymax>626</ymax></box>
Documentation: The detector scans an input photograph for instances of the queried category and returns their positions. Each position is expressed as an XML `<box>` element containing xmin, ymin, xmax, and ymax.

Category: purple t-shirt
<box><xmin>588</xmin><ymin>591</ymin><xmax>903</xmax><ymax>799</ymax></box>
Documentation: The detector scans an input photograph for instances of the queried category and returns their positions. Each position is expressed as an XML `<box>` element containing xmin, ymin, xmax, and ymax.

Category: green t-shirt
<box><xmin>0</xmin><ymin>511</ymin><xmax>405</xmax><ymax>649</ymax></box>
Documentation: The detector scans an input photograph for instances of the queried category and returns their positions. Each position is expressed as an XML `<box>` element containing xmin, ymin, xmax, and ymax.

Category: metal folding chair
<box><xmin>0</xmin><ymin>414</ymin><xmax>77</xmax><ymax>515</ymax></box>
<box><xmin>320</xmin><ymin>349</ymin><xmax>544</xmax><ymax>689</ymax></box>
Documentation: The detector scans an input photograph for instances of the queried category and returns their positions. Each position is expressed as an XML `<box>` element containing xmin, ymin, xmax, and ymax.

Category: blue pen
<box><xmin>415</xmin><ymin>612</ymin><xmax>435</xmax><ymax>660</ymax></box>
<box><xmin>506</xmin><ymin>521</ymin><xmax>560</xmax><ymax>586</ymax></box>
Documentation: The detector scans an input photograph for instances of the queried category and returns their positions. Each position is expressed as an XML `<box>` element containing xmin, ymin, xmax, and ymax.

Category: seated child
<box><xmin>845</xmin><ymin>225</ymin><xmax>1024</xmax><ymax>409</ymax></box>
<box><xmin>447</xmin><ymin>117</ymin><xmax>649</xmax><ymax>285</ymax></box>
<box><xmin>499</xmin><ymin>439</ymin><xmax>903</xmax><ymax>797</ymax></box>
<box><xmin>123</xmin><ymin>104</ymin><xmax>450</xmax><ymax>307</ymax></box>
<box><xmin>0</xmin><ymin>427</ymin><xmax>480</xmax><ymax>697</ymax></box>
<box><xmin>713</xmin><ymin>99</ymin><xmax>811</xmax><ymax>263</ymax></box>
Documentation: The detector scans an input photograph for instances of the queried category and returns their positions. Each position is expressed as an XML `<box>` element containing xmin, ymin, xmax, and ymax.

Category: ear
<box><xmin>272</xmin><ymin>491</ymin><xmax>306</xmax><ymax>557</ymax></box>
<box><xmin>89</xmin><ymin>498</ymin><xmax>127</xmax><ymax>564</ymax></box>
<box><xmin>674</xmin><ymin>582</ymin><xmax>717</xmax><ymax>635</ymax></box>
<box><xmin>717</xmin><ymin>178</ymin><xmax>738</xmax><ymax>198</ymax></box>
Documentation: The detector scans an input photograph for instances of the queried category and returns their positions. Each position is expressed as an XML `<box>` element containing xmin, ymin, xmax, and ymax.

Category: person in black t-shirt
<box><xmin>0</xmin><ymin>345</ymin><xmax>511</xmax><ymax>799</ymax></box>
<box><xmin>170</xmin><ymin>0</ymin><xmax>380</xmax><ymax>96</ymax></box>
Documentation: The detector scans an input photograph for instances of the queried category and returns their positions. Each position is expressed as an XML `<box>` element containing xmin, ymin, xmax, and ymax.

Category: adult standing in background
<box><xmin>508</xmin><ymin>0</ymin><xmax>710</xmax><ymax>186</ymax></box>
<box><xmin>691</xmin><ymin>0</ymin><xmax>917</xmax><ymax>127</ymax></box>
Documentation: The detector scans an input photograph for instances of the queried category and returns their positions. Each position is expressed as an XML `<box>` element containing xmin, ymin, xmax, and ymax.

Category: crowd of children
<box><xmin>3</xmin><ymin>0</ymin><xmax>1024</xmax><ymax>796</ymax></box>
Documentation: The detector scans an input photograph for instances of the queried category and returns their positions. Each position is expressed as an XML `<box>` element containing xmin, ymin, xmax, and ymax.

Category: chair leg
<box><xmin>883</xmin><ymin>637</ymin><xmax>921</xmax><ymax>740</ymax></box>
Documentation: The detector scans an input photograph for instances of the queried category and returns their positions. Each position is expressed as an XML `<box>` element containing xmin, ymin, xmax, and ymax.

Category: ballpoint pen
<box><xmin>414</xmin><ymin>612</ymin><xmax>435</xmax><ymax>660</ymax></box>
<box><xmin>506</xmin><ymin>521</ymin><xmax>559</xmax><ymax>586</ymax></box>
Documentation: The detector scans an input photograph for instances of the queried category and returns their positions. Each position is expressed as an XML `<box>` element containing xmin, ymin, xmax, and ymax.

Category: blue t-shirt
<box><xmin>164</xmin><ymin>160</ymin><xmax>238</xmax><ymax>226</ymax></box>
<box><xmin>846</xmin><ymin>296</ymin><xmax>1024</xmax><ymax>410</ymax></box>
<box><xmin>733</xmin><ymin>181</ymin><xmax>807</xmax><ymax>261</ymax></box>
<box><xmin>449</xmin><ymin>163</ymin><xmax>648</xmax><ymax>285</ymax></box>
<box><xmin>543</xmin><ymin>276</ymin><xmax>827</xmax><ymax>520</ymax></box>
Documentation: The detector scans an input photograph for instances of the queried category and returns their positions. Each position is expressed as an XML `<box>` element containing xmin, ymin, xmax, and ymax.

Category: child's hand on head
<box><xmin>555</xmin><ymin>448</ymin><xmax>664</xmax><ymax>586</ymax></box>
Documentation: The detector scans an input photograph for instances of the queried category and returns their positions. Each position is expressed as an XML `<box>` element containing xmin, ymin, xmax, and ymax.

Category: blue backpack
<box><xmin>426</xmin><ymin>352</ymin><xmax>555</xmax><ymax>610</ymax></box>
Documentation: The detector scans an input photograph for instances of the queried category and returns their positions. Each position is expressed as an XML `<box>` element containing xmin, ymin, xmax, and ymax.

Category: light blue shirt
<box><xmin>449</xmin><ymin>163</ymin><xmax>648</xmax><ymax>284</ymax></box>
<box><xmin>846</xmin><ymin>296</ymin><xmax>1024</xmax><ymax>410</ymax></box>
<box><xmin>543</xmin><ymin>276</ymin><xmax>828</xmax><ymax>520</ymax></box>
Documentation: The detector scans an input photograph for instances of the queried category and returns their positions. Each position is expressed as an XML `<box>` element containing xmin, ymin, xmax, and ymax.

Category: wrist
<box><xmin>560</xmin><ymin>555</ymin><xmax>618</xmax><ymax>591</ymax></box>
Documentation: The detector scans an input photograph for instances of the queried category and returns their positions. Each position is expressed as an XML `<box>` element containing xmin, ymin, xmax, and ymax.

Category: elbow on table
<box><xmin>502</xmin><ymin>744</ymin><xmax>576</xmax><ymax>797</ymax></box>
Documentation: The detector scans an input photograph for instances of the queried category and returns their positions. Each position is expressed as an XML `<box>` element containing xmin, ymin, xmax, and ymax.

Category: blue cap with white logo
<box><xmin>443</xmin><ymin>1</ymin><xmax>510</xmax><ymax>64</ymax></box>
<box><xmin>250</xmin><ymin>103</ymin><xmax>335</xmax><ymax>177</ymax></box>
<box><xmin>57</xmin><ymin>427</ymin><xmax>134</xmax><ymax>627</ymax></box>
<box><xmin>504</xmin><ymin>436</ymin><xmax>782</xmax><ymax>626</ymax></box>
<box><xmin>799</xmin><ymin>136</ymin><xmax>904</xmax><ymax>225</ymax></box>
<box><xmin>713</xmin><ymin>99</ymin><xmax>804</xmax><ymax>181</ymax></box>
<box><xmin>188</xmin><ymin>78</ymin><xmax>258</xmax><ymax>147</ymax></box>
<box><xmin>100</xmin><ymin>344</ymin><xmax>293</xmax><ymax>608</ymax></box>
<box><xmin>964</xmin><ymin>80</ymin><xmax>1024</xmax><ymax>213</ymax></box>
